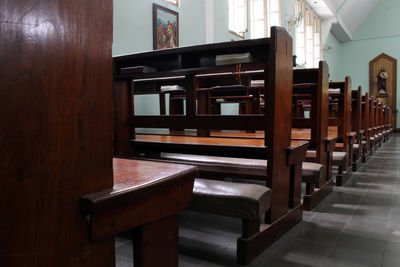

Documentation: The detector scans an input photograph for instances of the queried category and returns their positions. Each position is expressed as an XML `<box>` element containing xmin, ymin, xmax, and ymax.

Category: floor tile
<box><xmin>115</xmin><ymin>134</ymin><xmax>400</xmax><ymax>266</ymax></box>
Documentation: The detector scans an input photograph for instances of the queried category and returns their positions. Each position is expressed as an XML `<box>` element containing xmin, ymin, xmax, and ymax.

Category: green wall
<box><xmin>113</xmin><ymin>0</ymin><xmax>206</xmax><ymax>56</ymax></box>
<box><xmin>330</xmin><ymin>0</ymin><xmax>400</xmax><ymax>126</ymax></box>
<box><xmin>323</xmin><ymin>32</ymin><xmax>343</xmax><ymax>82</ymax></box>
<box><xmin>113</xmin><ymin>0</ymin><xmax>206</xmax><ymax>115</ymax></box>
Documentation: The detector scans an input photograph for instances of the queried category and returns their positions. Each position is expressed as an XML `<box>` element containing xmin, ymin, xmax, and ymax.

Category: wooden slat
<box><xmin>132</xmin><ymin>115</ymin><xmax>268</xmax><ymax>130</ymax></box>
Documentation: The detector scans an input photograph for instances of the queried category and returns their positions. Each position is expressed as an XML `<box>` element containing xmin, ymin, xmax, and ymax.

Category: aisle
<box><xmin>116</xmin><ymin>133</ymin><xmax>400</xmax><ymax>267</ymax></box>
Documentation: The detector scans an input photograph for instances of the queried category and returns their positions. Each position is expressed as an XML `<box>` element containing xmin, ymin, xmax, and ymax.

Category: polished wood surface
<box><xmin>0</xmin><ymin>0</ymin><xmax>114</xmax><ymax>266</ymax></box>
<box><xmin>82</xmin><ymin>158</ymin><xmax>197</xmax><ymax>203</ymax></box>
<box><xmin>80</xmin><ymin>159</ymin><xmax>196</xmax><ymax>267</ymax></box>
<box><xmin>135</xmin><ymin>134</ymin><xmax>308</xmax><ymax>148</ymax></box>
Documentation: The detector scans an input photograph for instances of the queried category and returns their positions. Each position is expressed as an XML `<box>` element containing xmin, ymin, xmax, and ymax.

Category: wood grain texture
<box><xmin>80</xmin><ymin>159</ymin><xmax>196</xmax><ymax>242</ymax></box>
<box><xmin>265</xmin><ymin>27</ymin><xmax>293</xmax><ymax>222</ymax></box>
<box><xmin>0</xmin><ymin>0</ymin><xmax>114</xmax><ymax>266</ymax></box>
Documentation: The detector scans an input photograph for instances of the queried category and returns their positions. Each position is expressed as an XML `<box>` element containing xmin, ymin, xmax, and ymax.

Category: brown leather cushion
<box><xmin>302</xmin><ymin>162</ymin><xmax>326</xmax><ymax>184</ymax></box>
<box><xmin>353</xmin><ymin>144</ymin><xmax>360</xmax><ymax>154</ymax></box>
<box><xmin>332</xmin><ymin>151</ymin><xmax>348</xmax><ymax>166</ymax></box>
<box><xmin>163</xmin><ymin>153</ymin><xmax>320</xmax><ymax>185</ymax></box>
<box><xmin>161</xmin><ymin>153</ymin><xmax>267</xmax><ymax>168</ymax></box>
<box><xmin>361</xmin><ymin>140</ymin><xmax>367</xmax><ymax>149</ymax></box>
<box><xmin>188</xmin><ymin>178</ymin><xmax>271</xmax><ymax>220</ymax></box>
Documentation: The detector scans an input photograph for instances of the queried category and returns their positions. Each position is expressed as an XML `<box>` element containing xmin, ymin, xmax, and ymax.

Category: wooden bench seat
<box><xmin>188</xmin><ymin>178</ymin><xmax>272</xmax><ymax>263</ymax></box>
<box><xmin>329</xmin><ymin>78</ymin><xmax>354</xmax><ymax>186</ymax></box>
<box><xmin>80</xmin><ymin>158</ymin><xmax>197</xmax><ymax>267</ymax></box>
<box><xmin>161</xmin><ymin>152</ymin><xmax>324</xmax><ymax>186</ymax></box>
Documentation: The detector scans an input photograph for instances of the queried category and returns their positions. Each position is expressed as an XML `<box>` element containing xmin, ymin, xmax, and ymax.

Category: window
<box><xmin>313</xmin><ymin>17</ymin><xmax>321</xmax><ymax>68</ymax></box>
<box><xmin>305</xmin><ymin>9</ymin><xmax>313</xmax><ymax>68</ymax></box>
<box><xmin>163</xmin><ymin>0</ymin><xmax>179</xmax><ymax>7</ymax></box>
<box><xmin>267</xmin><ymin>0</ymin><xmax>281</xmax><ymax>36</ymax></box>
<box><xmin>250</xmin><ymin>0</ymin><xmax>266</xmax><ymax>38</ymax></box>
<box><xmin>295</xmin><ymin>1</ymin><xmax>305</xmax><ymax>66</ymax></box>
<box><xmin>295</xmin><ymin>0</ymin><xmax>321</xmax><ymax>68</ymax></box>
<box><xmin>229</xmin><ymin>0</ymin><xmax>248</xmax><ymax>38</ymax></box>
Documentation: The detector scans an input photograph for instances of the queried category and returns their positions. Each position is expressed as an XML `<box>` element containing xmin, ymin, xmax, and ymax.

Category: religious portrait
<box><xmin>376</xmin><ymin>67</ymin><xmax>389</xmax><ymax>95</ymax></box>
<box><xmin>153</xmin><ymin>4</ymin><xmax>179</xmax><ymax>50</ymax></box>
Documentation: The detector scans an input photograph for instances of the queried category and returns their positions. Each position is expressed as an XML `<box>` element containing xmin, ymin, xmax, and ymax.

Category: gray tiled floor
<box><xmin>116</xmin><ymin>133</ymin><xmax>400</xmax><ymax>266</ymax></box>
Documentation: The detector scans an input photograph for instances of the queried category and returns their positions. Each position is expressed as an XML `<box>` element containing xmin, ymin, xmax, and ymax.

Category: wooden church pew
<box><xmin>291</xmin><ymin>62</ymin><xmax>336</xmax><ymax>210</ymax></box>
<box><xmin>351</xmin><ymin>86</ymin><xmax>363</xmax><ymax>171</ymax></box>
<box><xmin>329</xmin><ymin>77</ymin><xmax>356</xmax><ymax>186</ymax></box>
<box><xmin>172</xmin><ymin>61</ymin><xmax>335</xmax><ymax>211</ymax></box>
<box><xmin>113</xmin><ymin>27</ymin><xmax>308</xmax><ymax>265</ymax></box>
<box><xmin>383</xmin><ymin>106</ymin><xmax>393</xmax><ymax>139</ymax></box>
<box><xmin>361</xmin><ymin>93</ymin><xmax>372</xmax><ymax>162</ymax></box>
<box><xmin>373</xmin><ymin>99</ymin><xmax>384</xmax><ymax>147</ymax></box>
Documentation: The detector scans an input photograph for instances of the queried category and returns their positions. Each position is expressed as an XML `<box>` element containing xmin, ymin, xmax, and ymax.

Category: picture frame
<box><xmin>369</xmin><ymin>53</ymin><xmax>398</xmax><ymax>127</ymax></box>
<box><xmin>153</xmin><ymin>4</ymin><xmax>179</xmax><ymax>50</ymax></box>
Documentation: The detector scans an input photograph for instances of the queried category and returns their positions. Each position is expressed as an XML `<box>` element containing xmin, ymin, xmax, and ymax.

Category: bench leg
<box><xmin>242</xmin><ymin>218</ymin><xmax>261</xmax><ymax>239</ymax></box>
<box><xmin>132</xmin><ymin>214</ymin><xmax>179</xmax><ymax>267</ymax></box>
<box><xmin>336</xmin><ymin>166</ymin><xmax>344</xmax><ymax>186</ymax></box>
<box><xmin>306</xmin><ymin>183</ymin><xmax>315</xmax><ymax>195</ymax></box>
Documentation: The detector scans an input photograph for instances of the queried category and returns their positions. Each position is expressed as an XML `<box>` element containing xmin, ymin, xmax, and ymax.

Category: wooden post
<box><xmin>0</xmin><ymin>1</ymin><xmax>114</xmax><ymax>266</ymax></box>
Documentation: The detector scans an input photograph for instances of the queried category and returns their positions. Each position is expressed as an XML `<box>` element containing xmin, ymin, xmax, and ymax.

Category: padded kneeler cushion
<box><xmin>361</xmin><ymin>140</ymin><xmax>367</xmax><ymax>149</ymax></box>
<box><xmin>188</xmin><ymin>178</ymin><xmax>271</xmax><ymax>221</ymax></box>
<box><xmin>332</xmin><ymin>151</ymin><xmax>348</xmax><ymax>167</ymax></box>
<box><xmin>302</xmin><ymin>162</ymin><xmax>326</xmax><ymax>184</ymax></box>
<box><xmin>161</xmin><ymin>153</ymin><xmax>266</xmax><ymax>168</ymax></box>
<box><xmin>353</xmin><ymin>144</ymin><xmax>360</xmax><ymax>154</ymax></box>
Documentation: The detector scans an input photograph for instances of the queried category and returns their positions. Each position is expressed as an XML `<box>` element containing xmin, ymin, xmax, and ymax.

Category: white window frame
<box><xmin>313</xmin><ymin>16</ymin><xmax>321</xmax><ymax>68</ymax></box>
<box><xmin>250</xmin><ymin>0</ymin><xmax>267</xmax><ymax>38</ymax></box>
<box><xmin>295</xmin><ymin>0</ymin><xmax>305</xmax><ymax>66</ymax></box>
<box><xmin>229</xmin><ymin>0</ymin><xmax>248</xmax><ymax>38</ymax></box>
<box><xmin>267</xmin><ymin>0</ymin><xmax>281</xmax><ymax>36</ymax></box>
<box><xmin>295</xmin><ymin>0</ymin><xmax>321</xmax><ymax>68</ymax></box>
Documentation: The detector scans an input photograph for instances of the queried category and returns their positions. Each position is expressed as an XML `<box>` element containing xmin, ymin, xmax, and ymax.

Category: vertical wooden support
<box><xmin>114</xmin><ymin>79</ymin><xmax>135</xmax><ymax>156</ymax></box>
<box><xmin>0</xmin><ymin>0</ymin><xmax>115</xmax><ymax>266</ymax></box>
<box><xmin>133</xmin><ymin>215</ymin><xmax>179</xmax><ymax>267</ymax></box>
<box><xmin>265</xmin><ymin>27</ymin><xmax>293</xmax><ymax>222</ymax></box>
<box><xmin>315</xmin><ymin>62</ymin><xmax>329</xmax><ymax>167</ymax></box>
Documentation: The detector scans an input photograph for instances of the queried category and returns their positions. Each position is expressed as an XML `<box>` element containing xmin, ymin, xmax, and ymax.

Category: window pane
<box><xmin>314</xmin><ymin>33</ymin><xmax>320</xmax><ymax>45</ymax></box>
<box><xmin>306</xmin><ymin>40</ymin><xmax>313</xmax><ymax>53</ymax></box>
<box><xmin>297</xmin><ymin>48</ymin><xmax>305</xmax><ymax>65</ymax></box>
<box><xmin>306</xmin><ymin>54</ymin><xmax>313</xmax><ymax>67</ymax></box>
<box><xmin>270</xmin><ymin>12</ymin><xmax>280</xmax><ymax>27</ymax></box>
<box><xmin>254</xmin><ymin>20</ymin><xmax>265</xmax><ymax>38</ymax></box>
<box><xmin>270</xmin><ymin>0</ymin><xmax>280</xmax><ymax>12</ymax></box>
<box><xmin>234</xmin><ymin>7</ymin><xmax>245</xmax><ymax>31</ymax></box>
<box><xmin>306</xmin><ymin>25</ymin><xmax>313</xmax><ymax>39</ymax></box>
<box><xmin>314</xmin><ymin>46</ymin><xmax>320</xmax><ymax>58</ymax></box>
<box><xmin>254</xmin><ymin>1</ymin><xmax>264</xmax><ymax>19</ymax></box>
<box><xmin>296</xmin><ymin>33</ymin><xmax>304</xmax><ymax>45</ymax></box>
<box><xmin>229</xmin><ymin>0</ymin><xmax>247</xmax><ymax>35</ymax></box>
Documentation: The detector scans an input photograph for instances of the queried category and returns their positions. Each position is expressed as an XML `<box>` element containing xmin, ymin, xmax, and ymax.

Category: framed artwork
<box><xmin>369</xmin><ymin>53</ymin><xmax>398</xmax><ymax>127</ymax></box>
<box><xmin>153</xmin><ymin>4</ymin><xmax>179</xmax><ymax>50</ymax></box>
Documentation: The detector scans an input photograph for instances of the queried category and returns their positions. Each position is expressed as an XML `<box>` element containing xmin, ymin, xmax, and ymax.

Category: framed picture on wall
<box><xmin>153</xmin><ymin>4</ymin><xmax>179</xmax><ymax>50</ymax></box>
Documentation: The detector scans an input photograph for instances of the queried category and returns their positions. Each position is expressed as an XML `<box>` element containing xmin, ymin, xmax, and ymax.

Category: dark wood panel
<box><xmin>0</xmin><ymin>0</ymin><xmax>114</xmax><ymax>266</ymax></box>
<box><xmin>132</xmin><ymin>115</ymin><xmax>268</xmax><ymax>130</ymax></box>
